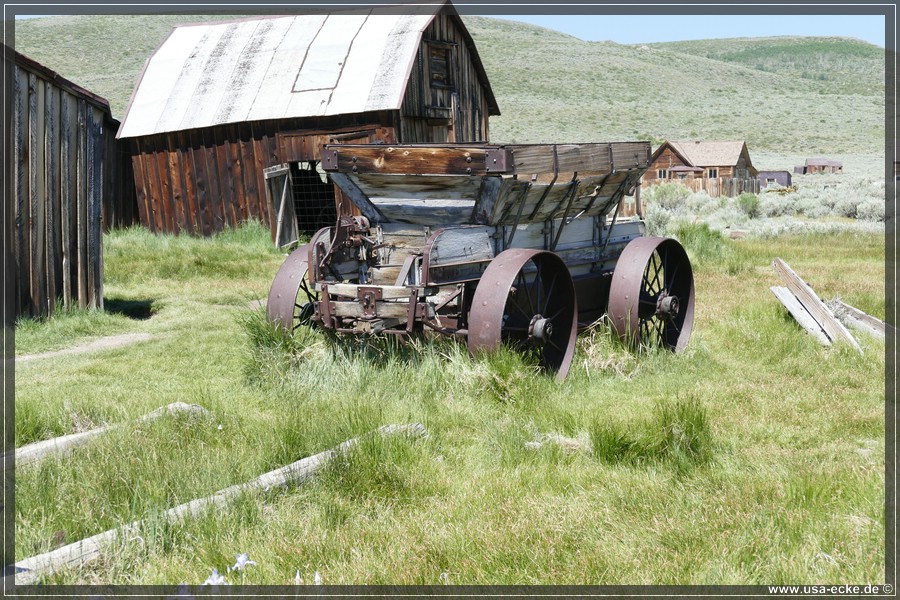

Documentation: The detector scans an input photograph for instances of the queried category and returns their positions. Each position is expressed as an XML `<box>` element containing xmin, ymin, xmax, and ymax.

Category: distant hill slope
<box><xmin>649</xmin><ymin>36</ymin><xmax>884</xmax><ymax>95</ymax></box>
<box><xmin>13</xmin><ymin>14</ymin><xmax>885</xmax><ymax>155</ymax></box>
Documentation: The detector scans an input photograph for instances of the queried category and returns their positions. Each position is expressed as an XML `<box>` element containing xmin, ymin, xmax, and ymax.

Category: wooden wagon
<box><xmin>267</xmin><ymin>142</ymin><xmax>695</xmax><ymax>379</ymax></box>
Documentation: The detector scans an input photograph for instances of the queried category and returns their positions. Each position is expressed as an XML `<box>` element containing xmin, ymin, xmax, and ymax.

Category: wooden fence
<box><xmin>683</xmin><ymin>177</ymin><xmax>760</xmax><ymax>197</ymax></box>
<box><xmin>6</xmin><ymin>49</ymin><xmax>136</xmax><ymax>319</ymax></box>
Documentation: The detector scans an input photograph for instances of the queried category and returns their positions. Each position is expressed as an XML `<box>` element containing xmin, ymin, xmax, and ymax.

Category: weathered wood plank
<box><xmin>30</xmin><ymin>72</ymin><xmax>47</xmax><ymax>316</ymax></box>
<box><xmin>44</xmin><ymin>81</ymin><xmax>60</xmax><ymax>315</ymax></box>
<box><xmin>772</xmin><ymin>258</ymin><xmax>861</xmax><ymax>352</ymax></box>
<box><xmin>167</xmin><ymin>137</ymin><xmax>187</xmax><ymax>234</ymax></box>
<box><xmin>827</xmin><ymin>299</ymin><xmax>886</xmax><ymax>341</ymax></box>
<box><xmin>425</xmin><ymin>226</ymin><xmax>494</xmax><ymax>267</ymax></box>
<box><xmin>13</xmin><ymin>65</ymin><xmax>29</xmax><ymax>316</ymax></box>
<box><xmin>10</xmin><ymin>401</ymin><xmax>204</xmax><ymax>470</ymax></box>
<box><xmin>86</xmin><ymin>107</ymin><xmax>103</xmax><ymax>309</ymax></box>
<box><xmin>352</xmin><ymin>173</ymin><xmax>483</xmax><ymax>201</ymax></box>
<box><xmin>771</xmin><ymin>286</ymin><xmax>831</xmax><ymax>346</ymax></box>
<box><xmin>322</xmin><ymin>144</ymin><xmax>500</xmax><ymax>175</ymax></box>
<box><xmin>372</xmin><ymin>198</ymin><xmax>474</xmax><ymax>226</ymax></box>
<box><xmin>8</xmin><ymin>424</ymin><xmax>426</xmax><ymax>586</ymax></box>
<box><xmin>187</xmin><ymin>130</ymin><xmax>212</xmax><ymax>237</ymax></box>
<box><xmin>60</xmin><ymin>93</ymin><xmax>75</xmax><ymax>309</ymax></box>
<box><xmin>76</xmin><ymin>101</ymin><xmax>88</xmax><ymax>307</ymax></box>
<box><xmin>328</xmin><ymin>172</ymin><xmax>386</xmax><ymax>223</ymax></box>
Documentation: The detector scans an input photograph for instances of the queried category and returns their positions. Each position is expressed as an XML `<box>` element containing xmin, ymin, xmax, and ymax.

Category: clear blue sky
<box><xmin>487</xmin><ymin>14</ymin><xmax>886</xmax><ymax>48</ymax></box>
<box><xmin>12</xmin><ymin>10</ymin><xmax>888</xmax><ymax>48</ymax></box>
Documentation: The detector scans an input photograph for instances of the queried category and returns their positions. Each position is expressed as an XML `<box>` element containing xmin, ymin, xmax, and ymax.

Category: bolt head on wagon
<box><xmin>267</xmin><ymin>142</ymin><xmax>694</xmax><ymax>380</ymax></box>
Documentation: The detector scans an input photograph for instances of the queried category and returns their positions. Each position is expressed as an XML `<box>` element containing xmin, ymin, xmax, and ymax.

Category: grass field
<box><xmin>13</xmin><ymin>223</ymin><xmax>885</xmax><ymax>586</ymax></box>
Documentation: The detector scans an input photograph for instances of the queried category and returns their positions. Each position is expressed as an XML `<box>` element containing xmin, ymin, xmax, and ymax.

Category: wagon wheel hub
<box><xmin>528</xmin><ymin>315</ymin><xmax>553</xmax><ymax>342</ymax></box>
<box><xmin>655</xmin><ymin>293</ymin><xmax>679</xmax><ymax>319</ymax></box>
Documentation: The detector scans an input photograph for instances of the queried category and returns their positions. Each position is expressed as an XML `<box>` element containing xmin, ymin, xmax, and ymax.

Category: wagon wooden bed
<box><xmin>267</xmin><ymin>142</ymin><xmax>694</xmax><ymax>379</ymax></box>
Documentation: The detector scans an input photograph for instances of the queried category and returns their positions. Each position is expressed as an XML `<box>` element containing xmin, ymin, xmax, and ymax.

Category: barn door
<box><xmin>264</xmin><ymin>164</ymin><xmax>298</xmax><ymax>248</ymax></box>
<box><xmin>275</xmin><ymin>126</ymin><xmax>396</xmax><ymax>225</ymax></box>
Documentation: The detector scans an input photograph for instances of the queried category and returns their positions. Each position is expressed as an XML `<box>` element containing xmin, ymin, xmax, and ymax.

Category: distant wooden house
<box><xmin>5</xmin><ymin>48</ymin><xmax>136</xmax><ymax>318</ymax></box>
<box><xmin>643</xmin><ymin>140</ymin><xmax>759</xmax><ymax>197</ymax></box>
<box><xmin>794</xmin><ymin>158</ymin><xmax>843</xmax><ymax>174</ymax></box>
<box><xmin>758</xmin><ymin>170</ymin><xmax>792</xmax><ymax>188</ymax></box>
<box><xmin>116</xmin><ymin>3</ymin><xmax>500</xmax><ymax>243</ymax></box>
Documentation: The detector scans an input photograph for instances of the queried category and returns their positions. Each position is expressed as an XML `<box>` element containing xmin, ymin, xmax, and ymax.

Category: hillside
<box><xmin>650</xmin><ymin>36</ymin><xmax>884</xmax><ymax>95</ymax></box>
<box><xmin>12</xmin><ymin>14</ymin><xmax>886</xmax><ymax>155</ymax></box>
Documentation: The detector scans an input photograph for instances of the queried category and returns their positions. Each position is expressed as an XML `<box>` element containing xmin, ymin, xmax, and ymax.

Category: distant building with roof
<box><xmin>642</xmin><ymin>140</ymin><xmax>759</xmax><ymax>197</ymax></box>
<box><xmin>794</xmin><ymin>158</ymin><xmax>843</xmax><ymax>174</ymax></box>
<box><xmin>758</xmin><ymin>170</ymin><xmax>792</xmax><ymax>189</ymax></box>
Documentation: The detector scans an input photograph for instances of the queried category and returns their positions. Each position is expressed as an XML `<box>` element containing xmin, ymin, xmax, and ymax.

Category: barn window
<box><xmin>707</xmin><ymin>168</ymin><xmax>719</xmax><ymax>179</ymax></box>
<box><xmin>657</xmin><ymin>169</ymin><xmax>668</xmax><ymax>179</ymax></box>
<box><xmin>428</xmin><ymin>43</ymin><xmax>454</xmax><ymax>89</ymax></box>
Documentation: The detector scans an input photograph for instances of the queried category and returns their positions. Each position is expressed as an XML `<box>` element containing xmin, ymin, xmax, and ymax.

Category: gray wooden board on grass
<box><xmin>8</xmin><ymin>424</ymin><xmax>426</xmax><ymax>586</ymax></box>
<box><xmin>771</xmin><ymin>286</ymin><xmax>831</xmax><ymax>345</ymax></box>
<box><xmin>828</xmin><ymin>299</ymin><xmax>886</xmax><ymax>340</ymax></box>
<box><xmin>771</xmin><ymin>258</ymin><xmax>862</xmax><ymax>352</ymax></box>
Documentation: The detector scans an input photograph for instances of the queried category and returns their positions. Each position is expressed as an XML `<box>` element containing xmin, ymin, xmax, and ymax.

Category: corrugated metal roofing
<box><xmin>117</xmin><ymin>6</ymin><xmax>443</xmax><ymax>138</ymax></box>
<box><xmin>667</xmin><ymin>141</ymin><xmax>748</xmax><ymax>167</ymax></box>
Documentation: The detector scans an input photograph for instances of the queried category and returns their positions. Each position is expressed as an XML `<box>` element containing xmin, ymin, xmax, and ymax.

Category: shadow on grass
<box><xmin>104</xmin><ymin>298</ymin><xmax>155</xmax><ymax>320</ymax></box>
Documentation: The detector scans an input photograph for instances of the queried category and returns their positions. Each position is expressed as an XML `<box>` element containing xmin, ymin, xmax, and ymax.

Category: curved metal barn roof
<box><xmin>118</xmin><ymin>5</ymin><xmax>488</xmax><ymax>138</ymax></box>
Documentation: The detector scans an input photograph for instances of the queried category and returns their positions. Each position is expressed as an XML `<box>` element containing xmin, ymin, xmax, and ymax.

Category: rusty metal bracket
<box><xmin>319</xmin><ymin>284</ymin><xmax>334</xmax><ymax>329</ymax></box>
<box><xmin>484</xmin><ymin>148</ymin><xmax>510</xmax><ymax>173</ymax></box>
<box><xmin>405</xmin><ymin>290</ymin><xmax>419</xmax><ymax>333</ymax></box>
<box><xmin>357</xmin><ymin>286</ymin><xmax>383</xmax><ymax>318</ymax></box>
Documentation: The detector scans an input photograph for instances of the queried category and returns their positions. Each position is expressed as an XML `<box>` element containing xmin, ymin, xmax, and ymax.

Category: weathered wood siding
<box><xmin>399</xmin><ymin>12</ymin><xmax>492</xmax><ymax>143</ymax></box>
<box><xmin>129</xmin><ymin>113</ymin><xmax>397</xmax><ymax>238</ymax></box>
<box><xmin>644</xmin><ymin>147</ymin><xmax>689</xmax><ymax>185</ymax></box>
<box><xmin>8</xmin><ymin>50</ymin><xmax>135</xmax><ymax>318</ymax></box>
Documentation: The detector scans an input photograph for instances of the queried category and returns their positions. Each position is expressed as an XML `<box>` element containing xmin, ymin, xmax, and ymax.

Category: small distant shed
<box><xmin>795</xmin><ymin>158</ymin><xmax>843</xmax><ymax>174</ymax></box>
<box><xmin>758</xmin><ymin>170</ymin><xmax>792</xmax><ymax>188</ymax></box>
<box><xmin>5</xmin><ymin>47</ymin><xmax>136</xmax><ymax>318</ymax></box>
<box><xmin>117</xmin><ymin>2</ymin><xmax>500</xmax><ymax>241</ymax></box>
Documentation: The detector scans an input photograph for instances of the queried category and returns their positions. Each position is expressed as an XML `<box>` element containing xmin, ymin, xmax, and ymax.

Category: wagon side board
<box><xmin>322</xmin><ymin>142</ymin><xmax>650</xmax><ymax>229</ymax></box>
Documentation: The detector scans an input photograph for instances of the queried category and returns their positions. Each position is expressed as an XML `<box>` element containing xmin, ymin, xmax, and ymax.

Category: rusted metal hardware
<box><xmin>267</xmin><ymin>141</ymin><xmax>695</xmax><ymax>379</ymax></box>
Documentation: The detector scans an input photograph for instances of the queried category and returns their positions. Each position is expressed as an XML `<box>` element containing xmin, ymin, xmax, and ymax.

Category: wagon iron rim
<box><xmin>467</xmin><ymin>249</ymin><xmax>578</xmax><ymax>380</ymax></box>
<box><xmin>266</xmin><ymin>242</ymin><xmax>318</xmax><ymax>331</ymax></box>
<box><xmin>607</xmin><ymin>236</ymin><xmax>695</xmax><ymax>351</ymax></box>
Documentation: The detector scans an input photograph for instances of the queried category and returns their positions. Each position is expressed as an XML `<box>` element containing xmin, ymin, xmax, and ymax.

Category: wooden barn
<box><xmin>758</xmin><ymin>170</ymin><xmax>792</xmax><ymax>189</ymax></box>
<box><xmin>5</xmin><ymin>48</ymin><xmax>137</xmax><ymax>318</ymax></box>
<box><xmin>642</xmin><ymin>140</ymin><xmax>759</xmax><ymax>198</ymax></box>
<box><xmin>116</xmin><ymin>3</ymin><xmax>501</xmax><ymax>244</ymax></box>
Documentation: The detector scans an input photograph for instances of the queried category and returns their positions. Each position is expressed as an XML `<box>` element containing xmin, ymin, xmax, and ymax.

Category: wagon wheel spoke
<box><xmin>608</xmin><ymin>237</ymin><xmax>695</xmax><ymax>352</ymax></box>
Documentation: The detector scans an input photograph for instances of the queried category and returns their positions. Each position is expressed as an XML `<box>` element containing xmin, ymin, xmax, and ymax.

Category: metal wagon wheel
<box><xmin>266</xmin><ymin>242</ymin><xmax>318</xmax><ymax>331</ymax></box>
<box><xmin>607</xmin><ymin>236</ymin><xmax>695</xmax><ymax>351</ymax></box>
<box><xmin>467</xmin><ymin>249</ymin><xmax>578</xmax><ymax>380</ymax></box>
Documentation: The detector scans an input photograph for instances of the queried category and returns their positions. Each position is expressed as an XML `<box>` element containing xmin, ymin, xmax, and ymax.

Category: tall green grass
<box><xmin>14</xmin><ymin>226</ymin><xmax>885</xmax><ymax>585</ymax></box>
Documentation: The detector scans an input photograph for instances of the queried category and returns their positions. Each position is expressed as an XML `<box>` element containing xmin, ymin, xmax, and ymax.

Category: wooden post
<box><xmin>7</xmin><ymin>423</ymin><xmax>426</xmax><ymax>586</ymax></box>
